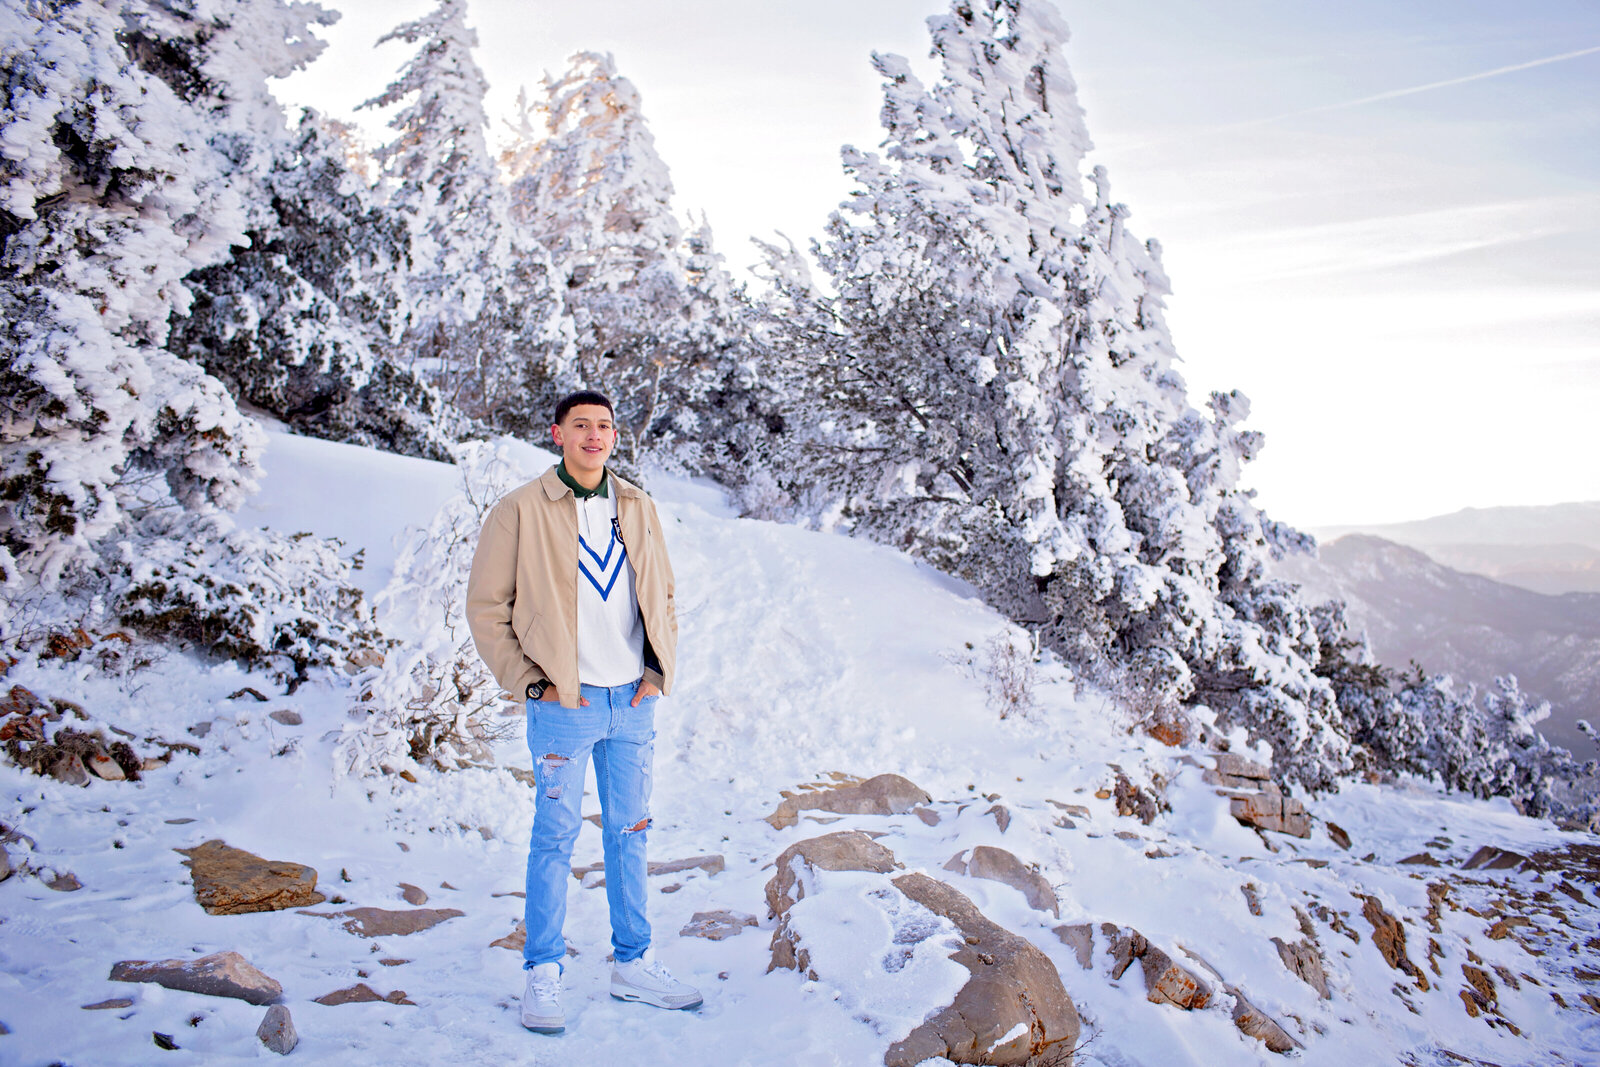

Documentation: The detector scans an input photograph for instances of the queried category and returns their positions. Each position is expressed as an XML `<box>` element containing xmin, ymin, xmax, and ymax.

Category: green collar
<box><xmin>557</xmin><ymin>461</ymin><xmax>608</xmax><ymax>499</ymax></box>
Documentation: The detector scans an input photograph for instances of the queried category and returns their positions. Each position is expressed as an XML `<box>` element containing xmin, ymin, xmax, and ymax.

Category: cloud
<box><xmin>1118</xmin><ymin>42</ymin><xmax>1600</xmax><ymax>152</ymax></box>
<box><xmin>1184</xmin><ymin>194</ymin><xmax>1600</xmax><ymax>282</ymax></box>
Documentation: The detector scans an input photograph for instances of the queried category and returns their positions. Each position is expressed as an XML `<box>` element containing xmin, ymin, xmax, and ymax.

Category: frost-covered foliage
<box><xmin>744</xmin><ymin>0</ymin><xmax>1342</xmax><ymax>787</ymax></box>
<box><xmin>167</xmin><ymin>112</ymin><xmax>457</xmax><ymax>460</ymax></box>
<box><xmin>1312</xmin><ymin>602</ymin><xmax>1598</xmax><ymax>825</ymax></box>
<box><xmin>336</xmin><ymin>440</ymin><xmax>529</xmax><ymax>779</ymax></box>
<box><xmin>0</xmin><ymin>0</ymin><xmax>335</xmax><ymax>585</ymax></box>
<box><xmin>112</xmin><ymin>514</ymin><xmax>378</xmax><ymax>690</ymax></box>
<box><xmin>505</xmin><ymin>52</ymin><xmax>744</xmax><ymax>459</ymax></box>
<box><xmin>0</xmin><ymin>505</ymin><xmax>375</xmax><ymax>694</ymax></box>
<box><xmin>362</xmin><ymin>0</ymin><xmax>568</xmax><ymax>434</ymax></box>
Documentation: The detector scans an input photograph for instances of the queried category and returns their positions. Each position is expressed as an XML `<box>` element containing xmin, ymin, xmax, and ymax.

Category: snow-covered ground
<box><xmin>3</xmin><ymin>431</ymin><xmax>1597</xmax><ymax>1065</ymax></box>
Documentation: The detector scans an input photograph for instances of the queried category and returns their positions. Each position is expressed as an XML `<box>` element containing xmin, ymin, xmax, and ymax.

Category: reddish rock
<box><xmin>1105</xmin><ymin>926</ymin><xmax>1212</xmax><ymax>1010</ymax></box>
<box><xmin>176</xmin><ymin>840</ymin><xmax>325</xmax><ymax>915</ymax></box>
<box><xmin>766</xmin><ymin>831</ymin><xmax>898</xmax><ymax>974</ymax></box>
<box><xmin>303</xmin><ymin>906</ymin><xmax>464</xmax><ymax>938</ymax></box>
<box><xmin>111</xmin><ymin>951</ymin><xmax>282</xmax><ymax>1005</ymax></box>
<box><xmin>1053</xmin><ymin>923</ymin><xmax>1094</xmax><ymax>970</ymax></box>
<box><xmin>313</xmin><ymin>983</ymin><xmax>414</xmax><ymax>1006</ymax></box>
<box><xmin>680</xmin><ymin>910</ymin><xmax>758</xmax><ymax>941</ymax></box>
<box><xmin>764</xmin><ymin>774</ymin><xmax>931</xmax><ymax>830</ymax></box>
<box><xmin>1462</xmin><ymin>845</ymin><xmax>1525</xmax><ymax>871</ymax></box>
<box><xmin>963</xmin><ymin>845</ymin><xmax>1059</xmax><ymax>917</ymax></box>
<box><xmin>81</xmin><ymin>998</ymin><xmax>135</xmax><ymax>1010</ymax></box>
<box><xmin>1271</xmin><ymin>936</ymin><xmax>1330</xmax><ymax>999</ymax></box>
<box><xmin>1230</xmin><ymin>986</ymin><xmax>1301</xmax><ymax>1052</ymax></box>
<box><xmin>886</xmin><ymin>872</ymin><xmax>1079</xmax><ymax>1067</ymax></box>
<box><xmin>1358</xmin><ymin>895</ymin><xmax>1428</xmax><ymax>990</ymax></box>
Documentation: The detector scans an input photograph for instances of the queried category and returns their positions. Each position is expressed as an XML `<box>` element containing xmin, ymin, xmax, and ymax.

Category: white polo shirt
<box><xmin>573</xmin><ymin>484</ymin><xmax>646</xmax><ymax>686</ymax></box>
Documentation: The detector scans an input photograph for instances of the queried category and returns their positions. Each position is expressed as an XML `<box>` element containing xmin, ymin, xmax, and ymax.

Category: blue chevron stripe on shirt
<box><xmin>579</xmin><ymin>528</ymin><xmax>627</xmax><ymax>600</ymax></box>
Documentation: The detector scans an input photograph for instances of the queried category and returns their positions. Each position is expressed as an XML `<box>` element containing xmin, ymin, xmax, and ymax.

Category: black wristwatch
<box><xmin>526</xmin><ymin>679</ymin><xmax>550</xmax><ymax>702</ymax></box>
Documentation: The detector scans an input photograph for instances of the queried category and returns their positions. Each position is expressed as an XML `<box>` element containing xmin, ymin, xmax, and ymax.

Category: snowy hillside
<box><xmin>4</xmin><ymin>433</ymin><xmax>1599</xmax><ymax>1066</ymax></box>
<box><xmin>1277</xmin><ymin>534</ymin><xmax>1600</xmax><ymax>754</ymax></box>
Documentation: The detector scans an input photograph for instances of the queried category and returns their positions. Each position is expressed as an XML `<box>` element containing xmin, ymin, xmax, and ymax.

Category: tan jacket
<box><xmin>465</xmin><ymin>465</ymin><xmax>677</xmax><ymax>708</ymax></box>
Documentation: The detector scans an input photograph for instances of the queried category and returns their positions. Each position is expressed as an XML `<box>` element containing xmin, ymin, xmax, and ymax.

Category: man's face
<box><xmin>551</xmin><ymin>404</ymin><xmax>618</xmax><ymax>480</ymax></box>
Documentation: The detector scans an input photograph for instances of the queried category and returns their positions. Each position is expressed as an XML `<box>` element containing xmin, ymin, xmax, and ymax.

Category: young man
<box><xmin>466</xmin><ymin>390</ymin><xmax>700</xmax><ymax>1034</ymax></box>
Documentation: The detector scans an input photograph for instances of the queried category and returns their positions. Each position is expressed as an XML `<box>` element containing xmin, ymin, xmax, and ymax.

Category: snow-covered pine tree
<box><xmin>505</xmin><ymin>52</ymin><xmax>742</xmax><ymax>460</ymax></box>
<box><xmin>168</xmin><ymin>111</ymin><xmax>463</xmax><ymax>459</ymax></box>
<box><xmin>748</xmin><ymin>0</ymin><xmax>1345</xmax><ymax>787</ymax></box>
<box><xmin>0</xmin><ymin>0</ymin><xmax>334</xmax><ymax>587</ymax></box>
<box><xmin>362</xmin><ymin>0</ymin><xmax>564</xmax><ymax>431</ymax></box>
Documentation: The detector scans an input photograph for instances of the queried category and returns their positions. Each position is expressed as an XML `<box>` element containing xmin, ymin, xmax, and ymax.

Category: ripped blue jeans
<box><xmin>523</xmin><ymin>680</ymin><xmax>656</xmax><ymax>969</ymax></box>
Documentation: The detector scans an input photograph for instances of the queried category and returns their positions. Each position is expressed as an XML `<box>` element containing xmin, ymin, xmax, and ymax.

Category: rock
<box><xmin>984</xmin><ymin>804</ymin><xmax>1011</xmax><ymax>832</ymax></box>
<box><xmin>886</xmin><ymin>872</ymin><xmax>1079</xmax><ymax>1067</ymax></box>
<box><xmin>764</xmin><ymin>773</ymin><xmax>931</xmax><ymax>830</ymax></box>
<box><xmin>1139</xmin><ymin>943</ymin><xmax>1212</xmax><ymax>1010</ymax></box>
<box><xmin>1229</xmin><ymin>987</ymin><xmax>1301</xmax><ymax>1052</ymax></box>
<box><xmin>1053</xmin><ymin>923</ymin><xmax>1094</xmax><ymax>970</ymax></box>
<box><xmin>313</xmin><ymin>983</ymin><xmax>414</xmax><ymax>1006</ymax></box>
<box><xmin>45</xmin><ymin>870</ymin><xmax>82</xmax><ymax>891</ymax></box>
<box><xmin>111</xmin><ymin>950</ymin><xmax>282</xmax><ymax>1005</ymax></box>
<box><xmin>1</xmin><ymin>684</ymin><xmax>44</xmax><ymax>717</ymax></box>
<box><xmin>1271</xmin><ymin>937</ymin><xmax>1329</xmax><ymax>999</ymax></box>
<box><xmin>87</xmin><ymin>752</ymin><xmax>125</xmax><ymax>780</ymax></box>
<box><xmin>1105</xmin><ymin>926</ymin><xmax>1212</xmax><ymax>1010</ymax></box>
<box><xmin>914</xmin><ymin>806</ymin><xmax>941</xmax><ymax>826</ymax></box>
<box><xmin>573</xmin><ymin>853</ymin><xmax>724</xmax><ymax>887</ymax></box>
<box><xmin>490</xmin><ymin>921</ymin><xmax>526</xmax><ymax>952</ymax></box>
<box><xmin>0</xmin><ymin>846</ymin><xmax>11</xmax><ymax>882</ymax></box>
<box><xmin>45</xmin><ymin>750</ymin><xmax>90</xmax><ymax>786</ymax></box>
<box><xmin>1113</xmin><ymin>772</ymin><xmax>1161</xmax><ymax>824</ymax></box>
<box><xmin>963</xmin><ymin>845</ymin><xmax>1059</xmax><ymax>918</ymax></box>
<box><xmin>650</xmin><ymin>854</ymin><xmax>725</xmax><ymax>877</ymax></box>
<box><xmin>346</xmin><ymin>648</ymin><xmax>385</xmax><ymax>671</ymax></box>
<box><xmin>268</xmin><ymin>710</ymin><xmax>303</xmax><ymax>726</ymax></box>
<box><xmin>1462</xmin><ymin>845</ymin><xmax>1526</xmax><ymax>871</ymax></box>
<box><xmin>1214</xmin><ymin>753</ymin><xmax>1271</xmax><ymax>781</ymax></box>
<box><xmin>1357</xmin><ymin>895</ymin><xmax>1428</xmax><ymax>990</ymax></box>
<box><xmin>766</xmin><ymin>831</ymin><xmax>900</xmax><ymax>974</ymax></box>
<box><xmin>176</xmin><ymin>840</ymin><xmax>326</xmax><ymax>915</ymax></box>
<box><xmin>81</xmin><ymin>998</ymin><xmax>135</xmax><ymax>1010</ymax></box>
<box><xmin>1399</xmin><ymin>852</ymin><xmax>1440</xmax><ymax>866</ymax></box>
<box><xmin>153</xmin><ymin>1031</ymin><xmax>178</xmax><ymax>1050</ymax></box>
<box><xmin>680</xmin><ymin>910</ymin><xmax>758</xmax><ymax>941</ymax></box>
<box><xmin>1047</xmin><ymin>800</ymin><xmax>1091</xmax><ymax>819</ymax></box>
<box><xmin>303</xmin><ymin>906</ymin><xmax>465</xmax><ymax>938</ymax></box>
<box><xmin>256</xmin><ymin>1004</ymin><xmax>298</xmax><ymax>1054</ymax></box>
<box><xmin>1326</xmin><ymin>822</ymin><xmax>1352</xmax><ymax>850</ymax></box>
<box><xmin>1228</xmin><ymin>792</ymin><xmax>1310</xmax><ymax>838</ymax></box>
<box><xmin>398</xmin><ymin>882</ymin><xmax>428</xmax><ymax>906</ymax></box>
<box><xmin>1241</xmin><ymin>884</ymin><xmax>1263</xmax><ymax>917</ymax></box>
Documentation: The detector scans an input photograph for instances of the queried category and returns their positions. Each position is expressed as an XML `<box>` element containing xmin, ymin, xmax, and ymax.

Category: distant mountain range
<box><xmin>1275</xmin><ymin>531</ymin><xmax>1600</xmax><ymax>755</ymax></box>
<box><xmin>1313</xmin><ymin>500</ymin><xmax>1600</xmax><ymax>595</ymax></box>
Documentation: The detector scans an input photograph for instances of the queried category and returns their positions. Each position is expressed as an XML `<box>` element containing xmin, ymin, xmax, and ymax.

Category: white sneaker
<box><xmin>521</xmin><ymin>962</ymin><xmax>564</xmax><ymax>1033</ymax></box>
<box><xmin>610</xmin><ymin>950</ymin><xmax>703</xmax><ymax>1010</ymax></box>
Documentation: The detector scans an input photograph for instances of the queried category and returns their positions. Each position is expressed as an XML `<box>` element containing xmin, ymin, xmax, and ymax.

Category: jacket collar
<box><xmin>539</xmin><ymin>463</ymin><xmax>641</xmax><ymax>501</ymax></box>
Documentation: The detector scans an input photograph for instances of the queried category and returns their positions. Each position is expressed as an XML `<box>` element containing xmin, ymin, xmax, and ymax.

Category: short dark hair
<box><xmin>553</xmin><ymin>390</ymin><xmax>615</xmax><ymax>425</ymax></box>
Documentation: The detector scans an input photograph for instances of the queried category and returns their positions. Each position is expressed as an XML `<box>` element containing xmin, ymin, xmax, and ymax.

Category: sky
<box><xmin>277</xmin><ymin>0</ymin><xmax>1600</xmax><ymax>529</ymax></box>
